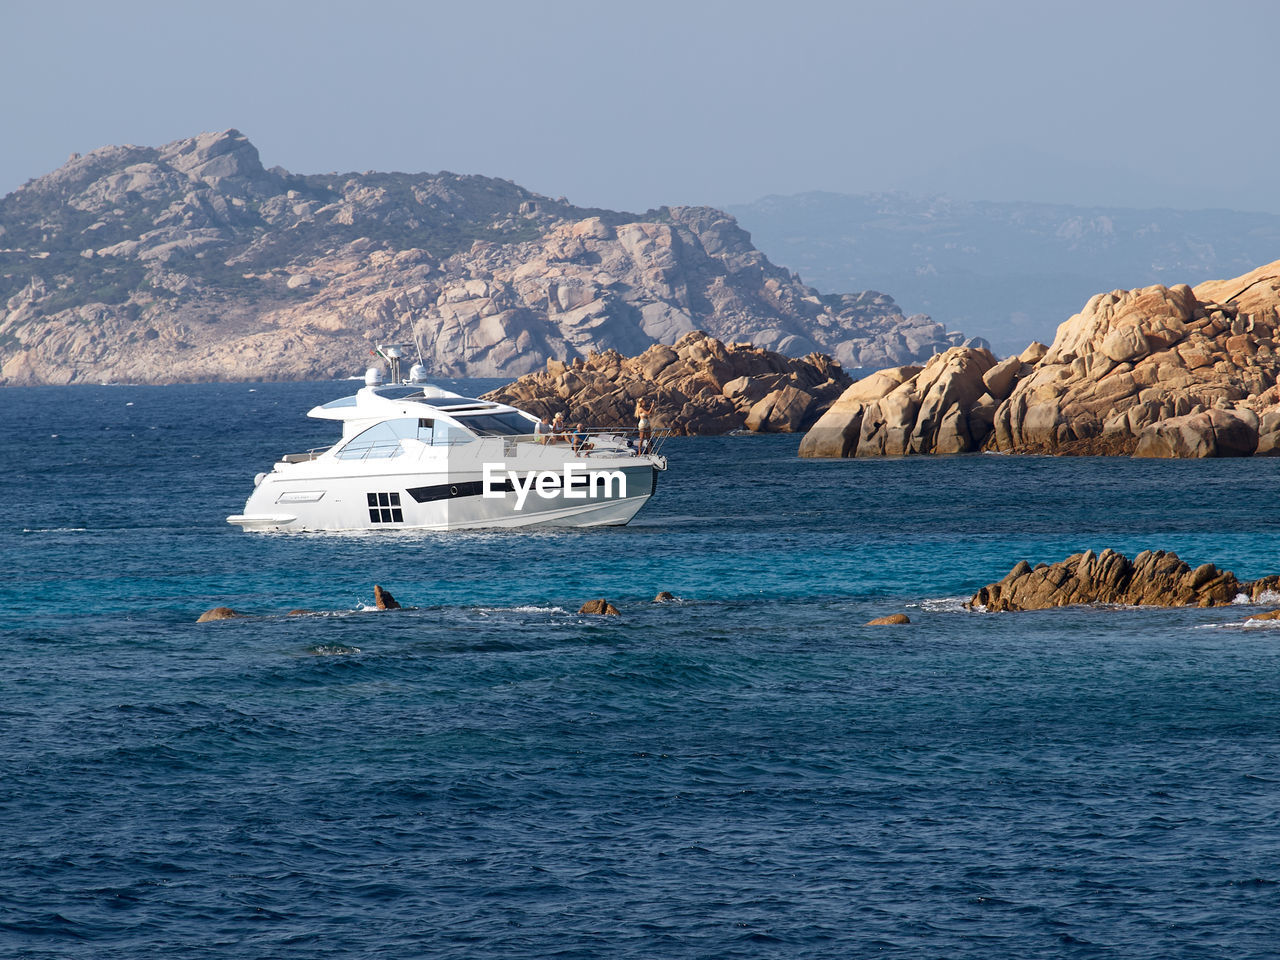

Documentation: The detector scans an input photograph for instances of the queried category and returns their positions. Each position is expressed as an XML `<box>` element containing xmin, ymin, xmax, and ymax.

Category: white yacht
<box><xmin>227</xmin><ymin>355</ymin><xmax>667</xmax><ymax>532</ymax></box>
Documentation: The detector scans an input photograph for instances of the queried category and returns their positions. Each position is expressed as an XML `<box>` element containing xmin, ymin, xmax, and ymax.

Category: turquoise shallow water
<box><xmin>4</xmin><ymin>380</ymin><xmax>1280</xmax><ymax>958</ymax></box>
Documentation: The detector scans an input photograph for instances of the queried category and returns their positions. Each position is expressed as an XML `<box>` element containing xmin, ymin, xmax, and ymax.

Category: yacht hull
<box><xmin>228</xmin><ymin>462</ymin><xmax>658</xmax><ymax>533</ymax></box>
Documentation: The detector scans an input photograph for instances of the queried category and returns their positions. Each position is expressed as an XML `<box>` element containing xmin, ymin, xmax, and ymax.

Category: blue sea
<box><xmin>5</xmin><ymin>379</ymin><xmax>1280</xmax><ymax>959</ymax></box>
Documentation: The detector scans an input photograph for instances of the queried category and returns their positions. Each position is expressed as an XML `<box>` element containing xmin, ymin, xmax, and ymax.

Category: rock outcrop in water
<box><xmin>866</xmin><ymin>613</ymin><xmax>911</xmax><ymax>625</ymax></box>
<box><xmin>801</xmin><ymin>260</ymin><xmax>1280</xmax><ymax>458</ymax></box>
<box><xmin>196</xmin><ymin>606</ymin><xmax>246</xmax><ymax>622</ymax></box>
<box><xmin>483</xmin><ymin>331</ymin><xmax>850</xmax><ymax>434</ymax></box>
<box><xmin>0</xmin><ymin>129</ymin><xmax>977</xmax><ymax>385</ymax></box>
<box><xmin>374</xmin><ymin>585</ymin><xmax>401</xmax><ymax>611</ymax></box>
<box><xmin>579</xmin><ymin>599</ymin><xmax>621</xmax><ymax>616</ymax></box>
<box><xmin>798</xmin><ymin>345</ymin><xmax>1008</xmax><ymax>457</ymax></box>
<box><xmin>968</xmin><ymin>549</ymin><xmax>1280</xmax><ymax>611</ymax></box>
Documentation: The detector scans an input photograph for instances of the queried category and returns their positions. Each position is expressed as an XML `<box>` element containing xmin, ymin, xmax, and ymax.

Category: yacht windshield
<box><xmin>454</xmin><ymin>411</ymin><xmax>538</xmax><ymax>436</ymax></box>
<box><xmin>337</xmin><ymin>418</ymin><xmax>423</xmax><ymax>460</ymax></box>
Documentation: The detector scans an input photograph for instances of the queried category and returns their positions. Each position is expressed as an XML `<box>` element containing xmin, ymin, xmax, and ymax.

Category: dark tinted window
<box><xmin>455</xmin><ymin>412</ymin><xmax>538</xmax><ymax>436</ymax></box>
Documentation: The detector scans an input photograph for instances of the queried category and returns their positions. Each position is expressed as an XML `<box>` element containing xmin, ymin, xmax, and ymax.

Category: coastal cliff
<box><xmin>0</xmin><ymin>130</ymin><xmax>980</xmax><ymax>385</ymax></box>
<box><xmin>801</xmin><ymin>260</ymin><xmax>1280</xmax><ymax>458</ymax></box>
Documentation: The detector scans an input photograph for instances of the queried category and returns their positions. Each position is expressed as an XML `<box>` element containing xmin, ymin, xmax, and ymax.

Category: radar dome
<box><xmin>365</xmin><ymin>366</ymin><xmax>385</xmax><ymax>386</ymax></box>
<box><xmin>409</xmin><ymin>363</ymin><xmax>429</xmax><ymax>384</ymax></box>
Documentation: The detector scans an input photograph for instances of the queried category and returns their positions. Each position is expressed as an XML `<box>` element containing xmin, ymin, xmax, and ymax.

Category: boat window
<box><xmin>319</xmin><ymin>395</ymin><xmax>359</xmax><ymax>409</ymax></box>
<box><xmin>453</xmin><ymin>411</ymin><xmax>539</xmax><ymax>436</ymax></box>
<box><xmin>373</xmin><ymin>386</ymin><xmax>429</xmax><ymax>400</ymax></box>
<box><xmin>432</xmin><ymin>421</ymin><xmax>475</xmax><ymax>445</ymax></box>
<box><xmin>336</xmin><ymin>418</ymin><xmax>421</xmax><ymax>460</ymax></box>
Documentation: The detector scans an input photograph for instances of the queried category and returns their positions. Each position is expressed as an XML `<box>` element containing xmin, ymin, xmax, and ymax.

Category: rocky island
<box><xmin>801</xmin><ymin>260</ymin><xmax>1280</xmax><ymax>458</ymax></box>
<box><xmin>482</xmin><ymin>330</ymin><xmax>850</xmax><ymax>434</ymax></box>
<box><xmin>0</xmin><ymin>129</ymin><xmax>982</xmax><ymax>386</ymax></box>
<box><xmin>968</xmin><ymin>549</ymin><xmax>1280</xmax><ymax>611</ymax></box>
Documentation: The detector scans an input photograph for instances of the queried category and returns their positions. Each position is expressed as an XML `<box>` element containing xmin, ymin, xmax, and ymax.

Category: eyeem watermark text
<box><xmin>482</xmin><ymin>463</ymin><xmax>626</xmax><ymax>510</ymax></box>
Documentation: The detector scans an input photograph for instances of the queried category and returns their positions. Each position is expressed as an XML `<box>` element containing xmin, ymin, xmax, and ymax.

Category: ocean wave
<box><xmin>475</xmin><ymin>605</ymin><xmax>568</xmax><ymax>615</ymax></box>
<box><xmin>908</xmin><ymin>596</ymin><xmax>972</xmax><ymax>613</ymax></box>
<box><xmin>308</xmin><ymin>644</ymin><xmax>361</xmax><ymax>656</ymax></box>
<box><xmin>22</xmin><ymin>527</ymin><xmax>88</xmax><ymax>533</ymax></box>
<box><xmin>1197</xmin><ymin>618</ymin><xmax>1280</xmax><ymax>631</ymax></box>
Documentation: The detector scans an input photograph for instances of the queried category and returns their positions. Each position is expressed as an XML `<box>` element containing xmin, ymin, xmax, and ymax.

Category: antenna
<box><xmin>410</xmin><ymin>319</ymin><xmax>426</xmax><ymax>368</ymax></box>
<box><xmin>374</xmin><ymin>344</ymin><xmax>405</xmax><ymax>384</ymax></box>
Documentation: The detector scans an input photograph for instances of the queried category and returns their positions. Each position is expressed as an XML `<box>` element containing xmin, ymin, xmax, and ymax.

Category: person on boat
<box><xmin>534</xmin><ymin>416</ymin><xmax>550</xmax><ymax>444</ymax></box>
<box><xmin>572</xmin><ymin>422</ymin><xmax>588</xmax><ymax>453</ymax></box>
<box><xmin>550</xmin><ymin>411</ymin><xmax>569</xmax><ymax>443</ymax></box>
<box><xmin>635</xmin><ymin>397</ymin><xmax>653</xmax><ymax>454</ymax></box>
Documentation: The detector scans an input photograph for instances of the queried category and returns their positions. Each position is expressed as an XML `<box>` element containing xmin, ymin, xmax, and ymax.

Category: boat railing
<box><xmin>335</xmin><ymin>439</ymin><xmax>408</xmax><ymax>462</ymax></box>
<box><xmin>288</xmin><ymin>429</ymin><xmax>672</xmax><ymax>465</ymax></box>
<box><xmin>502</xmin><ymin>427</ymin><xmax>672</xmax><ymax>458</ymax></box>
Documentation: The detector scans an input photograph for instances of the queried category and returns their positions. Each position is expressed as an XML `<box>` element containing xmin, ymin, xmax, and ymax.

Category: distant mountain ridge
<box><xmin>728</xmin><ymin>191</ymin><xmax>1280</xmax><ymax>355</ymax></box>
<box><xmin>0</xmin><ymin>131</ymin><xmax>980</xmax><ymax>385</ymax></box>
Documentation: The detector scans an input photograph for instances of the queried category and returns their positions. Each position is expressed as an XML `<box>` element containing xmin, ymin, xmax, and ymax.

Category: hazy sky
<box><xmin>5</xmin><ymin>0</ymin><xmax>1277</xmax><ymax>213</ymax></box>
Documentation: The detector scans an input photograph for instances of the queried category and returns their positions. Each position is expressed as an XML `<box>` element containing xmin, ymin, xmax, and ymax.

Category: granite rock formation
<box><xmin>483</xmin><ymin>331</ymin><xmax>851</xmax><ymax>435</ymax></box>
<box><xmin>968</xmin><ymin>548</ymin><xmax>1280</xmax><ymax>611</ymax></box>
<box><xmin>798</xmin><ymin>344</ymin><xmax>1005</xmax><ymax>457</ymax></box>
<box><xmin>0</xmin><ymin>130</ymin><xmax>976</xmax><ymax>385</ymax></box>
<box><xmin>801</xmin><ymin>260</ymin><xmax>1280</xmax><ymax>458</ymax></box>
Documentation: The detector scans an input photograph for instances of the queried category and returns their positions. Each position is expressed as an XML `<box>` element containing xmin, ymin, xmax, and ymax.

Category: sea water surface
<box><xmin>3</xmin><ymin>380</ymin><xmax>1280</xmax><ymax>958</ymax></box>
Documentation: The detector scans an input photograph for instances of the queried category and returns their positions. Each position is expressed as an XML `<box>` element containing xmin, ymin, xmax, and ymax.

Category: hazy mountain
<box><xmin>0</xmin><ymin>132</ymin><xmax>980</xmax><ymax>386</ymax></box>
<box><xmin>728</xmin><ymin>192</ymin><xmax>1280</xmax><ymax>355</ymax></box>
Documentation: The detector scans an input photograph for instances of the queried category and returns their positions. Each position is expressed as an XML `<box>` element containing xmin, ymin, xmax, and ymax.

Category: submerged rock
<box><xmin>579</xmin><ymin>598</ymin><xmax>621</xmax><ymax>616</ymax></box>
<box><xmin>197</xmin><ymin>606</ymin><xmax>245</xmax><ymax>622</ymax></box>
<box><xmin>374</xmin><ymin>585</ymin><xmax>401</xmax><ymax>611</ymax></box>
<box><xmin>967</xmin><ymin>548</ymin><xmax>1279</xmax><ymax>611</ymax></box>
<box><xmin>654</xmin><ymin>591</ymin><xmax>675</xmax><ymax>602</ymax></box>
<box><xmin>866</xmin><ymin>613</ymin><xmax>911</xmax><ymax>625</ymax></box>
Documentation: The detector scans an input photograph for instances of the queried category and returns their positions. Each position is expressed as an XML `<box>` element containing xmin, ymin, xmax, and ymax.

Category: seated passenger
<box><xmin>550</xmin><ymin>412</ymin><xmax>569</xmax><ymax>443</ymax></box>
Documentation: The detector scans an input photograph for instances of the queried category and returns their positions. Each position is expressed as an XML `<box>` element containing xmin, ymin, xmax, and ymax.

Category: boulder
<box><xmin>1020</xmin><ymin>341</ymin><xmax>1049</xmax><ymax>364</ymax></box>
<box><xmin>579</xmin><ymin>598</ymin><xmax>621</xmax><ymax>616</ymax></box>
<box><xmin>798</xmin><ymin>365</ymin><xmax>920</xmax><ymax>458</ymax></box>
<box><xmin>1134</xmin><ymin>409</ymin><xmax>1258</xmax><ymax>458</ymax></box>
<box><xmin>654</xmin><ymin>591</ymin><xmax>675</xmax><ymax>602</ymax></box>
<box><xmin>197</xmin><ymin>606</ymin><xmax>245</xmax><ymax>622</ymax></box>
<box><xmin>744</xmin><ymin>385</ymin><xmax>816</xmax><ymax>432</ymax></box>
<box><xmin>802</xmin><ymin>346</ymin><xmax>997</xmax><ymax>458</ymax></box>
<box><xmin>1134</xmin><ymin>412</ymin><xmax>1216</xmax><ymax>458</ymax></box>
<box><xmin>1246</xmin><ymin>609</ymin><xmax>1280</xmax><ymax>621</ymax></box>
<box><xmin>1209</xmin><ymin>408</ymin><xmax>1259</xmax><ymax>457</ymax></box>
<box><xmin>374</xmin><ymin>585</ymin><xmax>401</xmax><ymax>610</ymax></box>
<box><xmin>981</xmin><ymin>355</ymin><xmax>1023</xmax><ymax>400</ymax></box>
